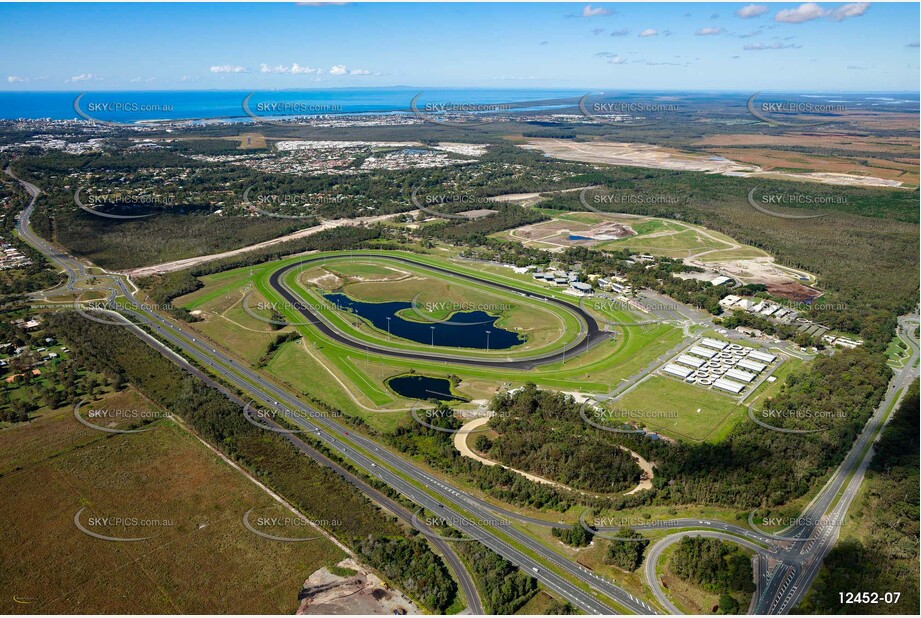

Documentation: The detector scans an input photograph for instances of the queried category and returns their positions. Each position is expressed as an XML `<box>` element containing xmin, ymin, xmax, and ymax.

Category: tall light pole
<box><xmin>430</xmin><ymin>325</ymin><xmax>435</xmax><ymax>347</ymax></box>
<box><xmin>486</xmin><ymin>330</ymin><xmax>491</xmax><ymax>351</ymax></box>
<box><xmin>386</xmin><ymin>316</ymin><xmax>391</xmax><ymax>339</ymax></box>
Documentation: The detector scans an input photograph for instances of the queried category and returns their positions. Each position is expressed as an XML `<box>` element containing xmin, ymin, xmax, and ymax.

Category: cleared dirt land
<box><xmin>297</xmin><ymin>559</ymin><xmax>419</xmax><ymax>615</ymax></box>
<box><xmin>0</xmin><ymin>388</ymin><xmax>344</xmax><ymax>614</ymax></box>
<box><xmin>521</xmin><ymin>138</ymin><xmax>907</xmax><ymax>188</ymax></box>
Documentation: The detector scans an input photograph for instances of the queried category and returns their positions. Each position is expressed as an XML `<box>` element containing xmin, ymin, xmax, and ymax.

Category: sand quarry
<box><xmin>522</xmin><ymin>139</ymin><xmax>904</xmax><ymax>188</ymax></box>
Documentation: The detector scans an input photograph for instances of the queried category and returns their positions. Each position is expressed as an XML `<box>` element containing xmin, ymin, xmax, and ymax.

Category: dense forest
<box><xmin>551</xmin><ymin>177</ymin><xmax>918</xmax><ymax>351</ymax></box>
<box><xmin>357</xmin><ymin>535</ymin><xmax>456</xmax><ymax>612</ymax></box>
<box><xmin>552</xmin><ymin>523</ymin><xmax>594</xmax><ymax>548</ymax></box>
<box><xmin>485</xmin><ymin>385</ymin><xmax>641</xmax><ymax>493</ymax></box>
<box><xmin>799</xmin><ymin>379</ymin><xmax>920</xmax><ymax>615</ymax></box>
<box><xmin>454</xmin><ymin>542</ymin><xmax>539</xmax><ymax>614</ymax></box>
<box><xmin>602</xmin><ymin>528</ymin><xmax>649</xmax><ymax>572</ymax></box>
<box><xmin>668</xmin><ymin>536</ymin><xmax>754</xmax><ymax>614</ymax></box>
<box><xmin>380</xmin><ymin>343</ymin><xmax>893</xmax><ymax>515</ymax></box>
<box><xmin>467</xmin><ymin>350</ymin><xmax>890</xmax><ymax>511</ymax></box>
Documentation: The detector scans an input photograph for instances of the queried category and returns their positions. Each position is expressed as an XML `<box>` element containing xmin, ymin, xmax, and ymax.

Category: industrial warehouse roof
<box><xmin>663</xmin><ymin>364</ymin><xmax>693</xmax><ymax>379</ymax></box>
<box><xmin>713</xmin><ymin>377</ymin><xmax>746</xmax><ymax>393</ymax></box>
<box><xmin>748</xmin><ymin>350</ymin><xmax>777</xmax><ymax>363</ymax></box>
<box><xmin>688</xmin><ymin>345</ymin><xmax>717</xmax><ymax>359</ymax></box>
<box><xmin>676</xmin><ymin>354</ymin><xmax>706</xmax><ymax>368</ymax></box>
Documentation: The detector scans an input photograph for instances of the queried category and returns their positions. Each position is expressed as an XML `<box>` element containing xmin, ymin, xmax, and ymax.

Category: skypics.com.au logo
<box><xmin>578</xmin><ymin>93</ymin><xmax>680</xmax><ymax>128</ymax></box>
<box><xmin>73</xmin><ymin>93</ymin><xmax>175</xmax><ymax>125</ymax></box>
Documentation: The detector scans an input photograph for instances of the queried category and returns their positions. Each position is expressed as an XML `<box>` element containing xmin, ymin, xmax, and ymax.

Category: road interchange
<box><xmin>9</xmin><ymin>167</ymin><xmax>919</xmax><ymax>615</ymax></box>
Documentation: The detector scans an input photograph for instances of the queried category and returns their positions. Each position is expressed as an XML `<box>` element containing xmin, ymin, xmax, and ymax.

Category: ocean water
<box><xmin>0</xmin><ymin>88</ymin><xmax>585</xmax><ymax>123</ymax></box>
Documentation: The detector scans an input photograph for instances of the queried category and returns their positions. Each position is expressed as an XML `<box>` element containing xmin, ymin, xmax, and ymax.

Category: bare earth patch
<box><xmin>521</xmin><ymin>138</ymin><xmax>907</xmax><ymax>188</ymax></box>
<box><xmin>297</xmin><ymin>559</ymin><xmax>419</xmax><ymax>615</ymax></box>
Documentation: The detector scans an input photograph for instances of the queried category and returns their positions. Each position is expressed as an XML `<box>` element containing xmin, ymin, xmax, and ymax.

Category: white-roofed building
<box><xmin>713</xmin><ymin>378</ymin><xmax>746</xmax><ymax>394</ymax></box>
<box><xmin>676</xmin><ymin>354</ymin><xmax>706</xmax><ymax>369</ymax></box>
<box><xmin>711</xmin><ymin>276</ymin><xmax>732</xmax><ymax>286</ymax></box>
<box><xmin>725</xmin><ymin>368</ymin><xmax>757</xmax><ymax>383</ymax></box>
<box><xmin>748</xmin><ymin>350</ymin><xmax>776</xmax><ymax>363</ymax></box>
<box><xmin>737</xmin><ymin>358</ymin><xmax>767</xmax><ymax>373</ymax></box>
<box><xmin>700</xmin><ymin>338</ymin><xmax>728</xmax><ymax>351</ymax></box>
<box><xmin>663</xmin><ymin>364</ymin><xmax>693</xmax><ymax>379</ymax></box>
<box><xmin>689</xmin><ymin>345</ymin><xmax>717</xmax><ymax>359</ymax></box>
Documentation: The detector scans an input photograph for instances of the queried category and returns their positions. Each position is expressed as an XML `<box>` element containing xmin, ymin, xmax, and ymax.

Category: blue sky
<box><xmin>1</xmin><ymin>2</ymin><xmax>918</xmax><ymax>91</ymax></box>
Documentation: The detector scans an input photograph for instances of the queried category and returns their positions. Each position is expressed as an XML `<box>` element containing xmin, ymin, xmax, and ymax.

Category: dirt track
<box><xmin>453</xmin><ymin>417</ymin><xmax>655</xmax><ymax>495</ymax></box>
<box><xmin>124</xmin><ymin>210</ymin><xmax>413</xmax><ymax>278</ymax></box>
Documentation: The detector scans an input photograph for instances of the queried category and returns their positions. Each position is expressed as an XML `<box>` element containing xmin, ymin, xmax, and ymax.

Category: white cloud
<box><xmin>582</xmin><ymin>5</ymin><xmax>612</xmax><ymax>17</ymax></box>
<box><xmin>210</xmin><ymin>64</ymin><xmax>247</xmax><ymax>74</ymax></box>
<box><xmin>606</xmin><ymin>55</ymin><xmax>627</xmax><ymax>65</ymax></box>
<box><xmin>66</xmin><ymin>73</ymin><xmax>102</xmax><ymax>83</ymax></box>
<box><xmin>129</xmin><ymin>77</ymin><xmax>156</xmax><ymax>83</ymax></box>
<box><xmin>7</xmin><ymin>75</ymin><xmax>30</xmax><ymax>84</ymax></box>
<box><xmin>775</xmin><ymin>3</ymin><xmax>826</xmax><ymax>23</ymax></box>
<box><xmin>774</xmin><ymin>2</ymin><xmax>869</xmax><ymax>23</ymax></box>
<box><xmin>609</xmin><ymin>27</ymin><xmax>630</xmax><ymax>36</ymax></box>
<box><xmin>829</xmin><ymin>2</ymin><xmax>870</xmax><ymax>21</ymax></box>
<box><xmin>696</xmin><ymin>27</ymin><xmax>723</xmax><ymax>36</ymax></box>
<box><xmin>639</xmin><ymin>29</ymin><xmax>658</xmax><ymax>37</ymax></box>
<box><xmin>743</xmin><ymin>42</ymin><xmax>802</xmax><ymax>50</ymax></box>
<box><xmin>259</xmin><ymin>63</ymin><xmax>322</xmax><ymax>74</ymax></box>
<box><xmin>737</xmin><ymin>4</ymin><xmax>769</xmax><ymax>19</ymax></box>
<box><xmin>256</xmin><ymin>62</ymin><xmax>367</xmax><ymax>76</ymax></box>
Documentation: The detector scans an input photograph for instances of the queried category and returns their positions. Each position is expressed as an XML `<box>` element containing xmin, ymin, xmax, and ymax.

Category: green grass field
<box><xmin>176</xmin><ymin>250</ymin><xmax>692</xmax><ymax>433</ymax></box>
<box><xmin>611</xmin><ymin>376</ymin><xmax>741</xmax><ymax>442</ymax></box>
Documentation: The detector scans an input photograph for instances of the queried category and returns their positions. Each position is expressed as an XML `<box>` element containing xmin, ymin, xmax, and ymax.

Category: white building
<box><xmin>737</xmin><ymin>358</ymin><xmax>767</xmax><ymax>373</ymax></box>
<box><xmin>676</xmin><ymin>354</ymin><xmax>706</xmax><ymax>369</ymax></box>
<box><xmin>689</xmin><ymin>345</ymin><xmax>717</xmax><ymax>359</ymax></box>
<box><xmin>748</xmin><ymin>350</ymin><xmax>776</xmax><ymax>363</ymax></box>
<box><xmin>713</xmin><ymin>377</ymin><xmax>746</xmax><ymax>394</ymax></box>
<box><xmin>663</xmin><ymin>364</ymin><xmax>694</xmax><ymax>379</ymax></box>
<box><xmin>700</xmin><ymin>338</ymin><xmax>728</xmax><ymax>351</ymax></box>
<box><xmin>725</xmin><ymin>368</ymin><xmax>757</xmax><ymax>383</ymax></box>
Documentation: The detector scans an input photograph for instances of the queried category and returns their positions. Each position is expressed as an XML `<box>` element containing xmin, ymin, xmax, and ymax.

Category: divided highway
<box><xmin>12</xmin><ymin>167</ymin><xmax>917</xmax><ymax>615</ymax></box>
<box><xmin>10</xmin><ymin>169</ymin><xmax>655</xmax><ymax>615</ymax></box>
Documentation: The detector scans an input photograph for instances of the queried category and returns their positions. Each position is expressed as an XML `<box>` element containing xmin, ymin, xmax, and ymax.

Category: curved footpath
<box><xmin>267</xmin><ymin>254</ymin><xmax>613</xmax><ymax>369</ymax></box>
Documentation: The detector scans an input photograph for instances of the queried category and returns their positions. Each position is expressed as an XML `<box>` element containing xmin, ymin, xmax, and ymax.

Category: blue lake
<box><xmin>387</xmin><ymin>375</ymin><xmax>469</xmax><ymax>403</ymax></box>
<box><xmin>324</xmin><ymin>292</ymin><xmax>523</xmax><ymax>350</ymax></box>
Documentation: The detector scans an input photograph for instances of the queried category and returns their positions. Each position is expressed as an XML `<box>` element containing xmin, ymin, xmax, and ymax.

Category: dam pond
<box><xmin>386</xmin><ymin>375</ymin><xmax>470</xmax><ymax>402</ymax></box>
<box><xmin>324</xmin><ymin>293</ymin><xmax>523</xmax><ymax>350</ymax></box>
